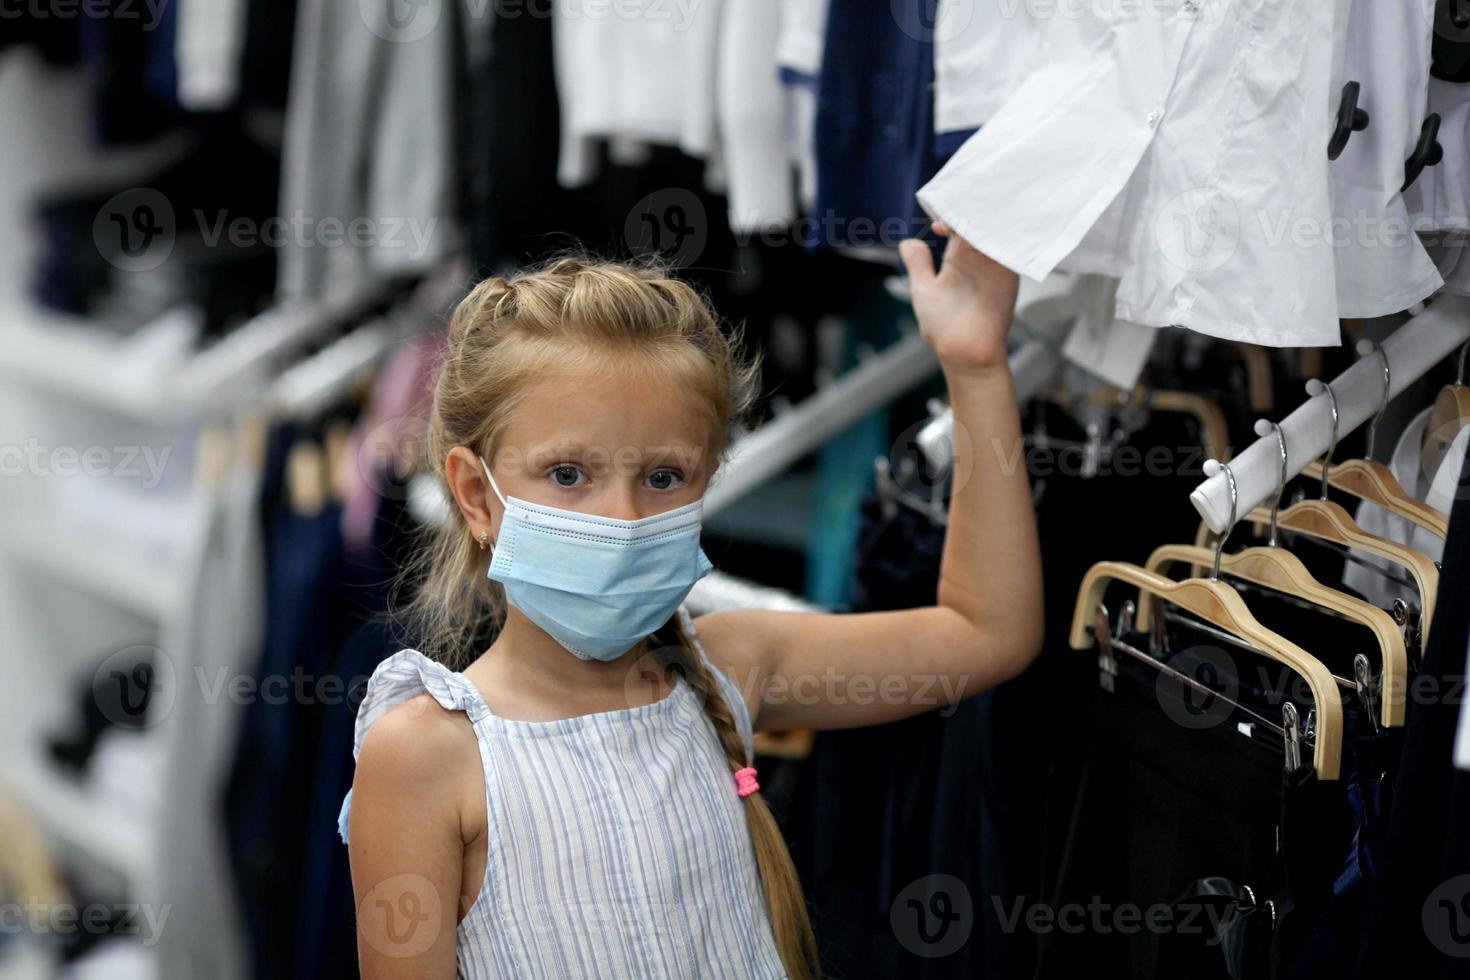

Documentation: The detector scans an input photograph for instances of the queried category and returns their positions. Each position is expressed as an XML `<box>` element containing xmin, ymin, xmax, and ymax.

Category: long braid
<box><xmin>664</xmin><ymin>619</ymin><xmax>820</xmax><ymax>980</ymax></box>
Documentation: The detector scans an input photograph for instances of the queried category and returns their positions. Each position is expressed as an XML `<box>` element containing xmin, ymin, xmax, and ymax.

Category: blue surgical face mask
<box><xmin>478</xmin><ymin>456</ymin><xmax>714</xmax><ymax>661</ymax></box>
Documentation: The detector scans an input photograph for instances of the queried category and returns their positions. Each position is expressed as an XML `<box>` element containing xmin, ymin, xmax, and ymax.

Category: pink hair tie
<box><xmin>734</xmin><ymin>766</ymin><xmax>760</xmax><ymax>798</ymax></box>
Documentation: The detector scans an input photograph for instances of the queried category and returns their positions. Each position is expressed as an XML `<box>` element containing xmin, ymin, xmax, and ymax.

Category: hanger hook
<box><xmin>1205</xmin><ymin>459</ymin><xmax>1238</xmax><ymax>581</ymax></box>
<box><xmin>1256</xmin><ymin>419</ymin><xmax>1288</xmax><ymax>548</ymax></box>
<box><xmin>1308</xmin><ymin>379</ymin><xmax>1340</xmax><ymax>499</ymax></box>
<box><xmin>1360</xmin><ymin>340</ymin><xmax>1391</xmax><ymax>459</ymax></box>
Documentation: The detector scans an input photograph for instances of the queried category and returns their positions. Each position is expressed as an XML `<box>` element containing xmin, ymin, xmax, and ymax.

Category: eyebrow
<box><xmin>523</xmin><ymin>444</ymin><xmax>706</xmax><ymax>467</ymax></box>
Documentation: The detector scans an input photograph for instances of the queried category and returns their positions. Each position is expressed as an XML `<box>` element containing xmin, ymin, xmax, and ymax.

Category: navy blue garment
<box><xmin>933</xmin><ymin>127</ymin><xmax>975</xmax><ymax>163</ymax></box>
<box><xmin>292</xmin><ymin>619</ymin><xmax>397</xmax><ymax>980</ymax></box>
<box><xmin>790</xmin><ymin>491</ymin><xmax>1033</xmax><ymax>979</ymax></box>
<box><xmin>292</xmin><ymin>467</ymin><xmax>427</xmax><ymax>980</ymax></box>
<box><xmin>225</xmin><ymin>426</ymin><xmax>354</xmax><ymax>980</ymax></box>
<box><xmin>1356</xmin><ymin>439</ymin><xmax>1470</xmax><ymax>979</ymax></box>
<box><xmin>812</xmin><ymin>0</ymin><xmax>941</xmax><ymax>253</ymax></box>
<box><xmin>77</xmin><ymin>0</ymin><xmax>178</xmax><ymax>144</ymax></box>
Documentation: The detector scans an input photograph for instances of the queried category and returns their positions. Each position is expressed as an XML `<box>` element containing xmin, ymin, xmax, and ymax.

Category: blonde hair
<box><xmin>401</xmin><ymin>254</ymin><xmax>820</xmax><ymax>980</ymax></box>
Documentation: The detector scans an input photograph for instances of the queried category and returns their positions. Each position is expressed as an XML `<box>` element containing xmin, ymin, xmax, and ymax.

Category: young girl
<box><xmin>342</xmin><ymin>225</ymin><xmax>1043</xmax><ymax>979</ymax></box>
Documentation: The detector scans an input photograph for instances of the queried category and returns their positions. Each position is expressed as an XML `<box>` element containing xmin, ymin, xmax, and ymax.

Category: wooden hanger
<box><xmin>1054</xmin><ymin>384</ymin><xmax>1232</xmax><ymax>463</ymax></box>
<box><xmin>1147</xmin><ymin>390</ymin><xmax>1232</xmax><ymax>464</ymax></box>
<box><xmin>1140</xmin><ymin>545</ymin><xmax>1405</xmax><ymax>727</ymax></box>
<box><xmin>1300</xmin><ymin>346</ymin><xmax>1449</xmax><ymax>538</ymax></box>
<box><xmin>1423</xmin><ymin>340</ymin><xmax>1470</xmax><ymax>479</ymax></box>
<box><xmin>1161</xmin><ymin>422</ymin><xmax>1406</xmax><ymax>727</ymax></box>
<box><xmin>1069</xmin><ymin>462</ymin><xmax>1343</xmax><ymax>779</ymax></box>
<box><xmin>1242</xmin><ymin>500</ymin><xmax>1439</xmax><ymax>644</ymax></box>
<box><xmin>1301</xmin><ymin>458</ymin><xmax>1448</xmax><ymax>539</ymax></box>
<box><xmin>1070</xmin><ymin>562</ymin><xmax>1343</xmax><ymax>778</ymax></box>
<box><xmin>1265</xmin><ymin>378</ymin><xmax>1440</xmax><ymax>641</ymax></box>
<box><xmin>1232</xmin><ymin>342</ymin><xmax>1275</xmax><ymax>413</ymax></box>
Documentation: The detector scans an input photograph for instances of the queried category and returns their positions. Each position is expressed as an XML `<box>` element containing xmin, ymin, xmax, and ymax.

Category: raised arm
<box><xmin>694</xmin><ymin>225</ymin><xmax>1044</xmax><ymax>732</ymax></box>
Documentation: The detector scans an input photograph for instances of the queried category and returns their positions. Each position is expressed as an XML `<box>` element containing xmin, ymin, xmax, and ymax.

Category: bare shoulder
<box><xmin>355</xmin><ymin>694</ymin><xmax>480</xmax><ymax>802</ymax></box>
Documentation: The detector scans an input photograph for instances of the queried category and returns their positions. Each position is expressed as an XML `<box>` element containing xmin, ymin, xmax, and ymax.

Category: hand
<box><xmin>899</xmin><ymin>221</ymin><xmax>1020</xmax><ymax>375</ymax></box>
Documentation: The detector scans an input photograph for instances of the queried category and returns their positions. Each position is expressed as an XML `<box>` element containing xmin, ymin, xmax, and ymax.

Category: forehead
<box><xmin>501</xmin><ymin>362</ymin><xmax>714</xmax><ymax>458</ymax></box>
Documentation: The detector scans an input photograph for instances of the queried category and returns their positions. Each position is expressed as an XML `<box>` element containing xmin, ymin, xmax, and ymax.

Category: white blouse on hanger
<box><xmin>552</xmin><ymin>0</ymin><xmax>723</xmax><ymax>188</ymax></box>
<box><xmin>1405</xmin><ymin>77</ymin><xmax>1470</xmax><ymax>235</ymax></box>
<box><xmin>932</xmin><ymin>0</ymin><xmax>1040</xmax><ymax>137</ymax></box>
<box><xmin>917</xmin><ymin>0</ymin><xmax>1345</xmax><ymax>347</ymax></box>
<box><xmin>1328</xmin><ymin>0</ymin><xmax>1443</xmax><ymax>318</ymax></box>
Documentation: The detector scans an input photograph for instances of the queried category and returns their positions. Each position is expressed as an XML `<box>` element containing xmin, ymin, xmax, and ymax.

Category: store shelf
<box><xmin>0</xmin><ymin>305</ymin><xmax>170</xmax><ymax>419</ymax></box>
<box><xmin>0</xmin><ymin>282</ymin><xmax>392</xmax><ymax>422</ymax></box>
<box><xmin>0</xmin><ymin>511</ymin><xmax>185</xmax><ymax>621</ymax></box>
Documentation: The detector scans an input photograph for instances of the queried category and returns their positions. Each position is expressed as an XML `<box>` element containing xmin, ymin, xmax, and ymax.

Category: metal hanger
<box><xmin>1242</xmin><ymin>378</ymin><xmax>1441</xmax><ymax>647</ymax></box>
<box><xmin>1302</xmin><ymin>341</ymin><xmax>1449</xmax><ymax>538</ymax></box>
<box><xmin>1145</xmin><ymin>420</ymin><xmax>1408</xmax><ymax>728</ymax></box>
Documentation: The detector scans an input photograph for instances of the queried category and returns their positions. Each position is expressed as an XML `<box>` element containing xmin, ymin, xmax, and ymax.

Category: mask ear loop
<box><xmin>479</xmin><ymin>455</ymin><xmax>509</xmax><ymax>507</ymax></box>
<box><xmin>478</xmin><ymin>455</ymin><xmax>508</xmax><ymax>553</ymax></box>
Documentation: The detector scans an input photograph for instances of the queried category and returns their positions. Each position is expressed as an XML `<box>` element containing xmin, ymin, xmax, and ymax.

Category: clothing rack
<box><xmin>1191</xmin><ymin>293</ymin><xmax>1470</xmax><ymax>533</ymax></box>
<box><xmin>687</xmin><ymin>570</ymin><xmax>823</xmax><ymax>616</ymax></box>
<box><xmin>710</xmin><ymin>325</ymin><xmax>1070</xmax><ymax>516</ymax></box>
<box><xmin>179</xmin><ymin>280</ymin><xmax>400</xmax><ymax>415</ymax></box>
<box><xmin>707</xmin><ymin>329</ymin><xmax>941</xmax><ymax>515</ymax></box>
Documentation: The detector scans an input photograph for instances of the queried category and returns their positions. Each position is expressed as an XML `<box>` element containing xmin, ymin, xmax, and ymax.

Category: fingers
<box><xmin>899</xmin><ymin>238</ymin><xmax>937</xmax><ymax>285</ymax></box>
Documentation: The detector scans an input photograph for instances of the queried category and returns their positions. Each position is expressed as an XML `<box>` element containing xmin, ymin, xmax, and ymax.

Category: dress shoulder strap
<box><xmin>339</xmin><ymin>649</ymin><xmax>490</xmax><ymax>844</ymax></box>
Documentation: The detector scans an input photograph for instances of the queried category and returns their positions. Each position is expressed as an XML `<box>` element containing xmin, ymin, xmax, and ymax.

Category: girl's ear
<box><xmin>445</xmin><ymin>446</ymin><xmax>499</xmax><ymax>544</ymax></box>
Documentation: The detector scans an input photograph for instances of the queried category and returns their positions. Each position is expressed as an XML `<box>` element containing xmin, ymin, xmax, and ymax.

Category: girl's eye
<box><xmin>647</xmin><ymin>469</ymin><xmax>684</xmax><ymax>491</ymax></box>
<box><xmin>551</xmin><ymin>465</ymin><xmax>584</xmax><ymax>487</ymax></box>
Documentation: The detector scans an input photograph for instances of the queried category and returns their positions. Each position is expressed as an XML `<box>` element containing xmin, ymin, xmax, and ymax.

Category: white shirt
<box><xmin>553</xmin><ymin>0</ymin><xmax>724</xmax><ymax>188</ymax></box>
<box><xmin>775</xmin><ymin>0</ymin><xmax>829</xmax><ymax>212</ymax></box>
<box><xmin>1344</xmin><ymin>411</ymin><xmax>1468</xmax><ymax>610</ymax></box>
<box><xmin>1328</xmin><ymin>0</ymin><xmax>1443</xmax><ymax>317</ymax></box>
<box><xmin>1428</xmin><ymin>233</ymin><xmax>1470</xmax><ymax>297</ymax></box>
<box><xmin>774</xmin><ymin>0</ymin><xmax>827</xmax><ymax>79</ymax></box>
<box><xmin>176</xmin><ymin>0</ymin><xmax>247</xmax><ymax>111</ymax></box>
<box><xmin>1405</xmin><ymin>78</ymin><xmax>1470</xmax><ymax>233</ymax></box>
<box><xmin>916</xmin><ymin>0</ymin><xmax>1345</xmax><ymax>347</ymax></box>
<box><xmin>933</xmin><ymin>0</ymin><xmax>1041</xmax><ymax>135</ymax></box>
<box><xmin>1342</xmin><ymin>407</ymin><xmax>1442</xmax><ymax>608</ymax></box>
<box><xmin>715</xmin><ymin>0</ymin><xmax>797</xmax><ymax>232</ymax></box>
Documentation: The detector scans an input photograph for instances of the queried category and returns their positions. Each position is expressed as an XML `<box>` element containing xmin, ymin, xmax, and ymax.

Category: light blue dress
<box><xmin>338</xmin><ymin>604</ymin><xmax>787</xmax><ymax>978</ymax></box>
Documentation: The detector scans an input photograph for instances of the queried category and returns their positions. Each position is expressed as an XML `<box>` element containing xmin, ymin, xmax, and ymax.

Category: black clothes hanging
<box><xmin>462</xmin><ymin>0</ymin><xmax>568</xmax><ymax>277</ymax></box>
<box><xmin>1033</xmin><ymin>649</ymin><xmax>1301</xmax><ymax>980</ymax></box>
<box><xmin>1356</xmin><ymin>438</ymin><xmax>1470</xmax><ymax>978</ymax></box>
<box><xmin>789</xmin><ymin>493</ymin><xmax>1005</xmax><ymax>980</ymax></box>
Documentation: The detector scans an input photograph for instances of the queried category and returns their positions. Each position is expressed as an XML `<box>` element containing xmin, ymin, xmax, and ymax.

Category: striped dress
<box><xmin>338</xmin><ymin>604</ymin><xmax>787</xmax><ymax>978</ymax></box>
